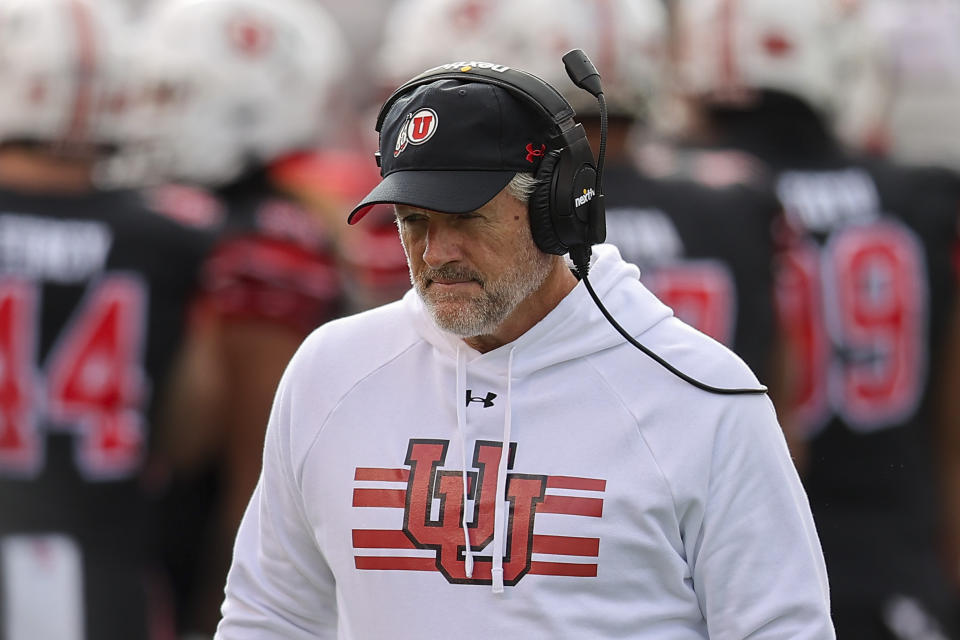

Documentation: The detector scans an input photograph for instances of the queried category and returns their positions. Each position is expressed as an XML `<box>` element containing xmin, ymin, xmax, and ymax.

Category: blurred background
<box><xmin>1</xmin><ymin>0</ymin><xmax>960</xmax><ymax>638</ymax></box>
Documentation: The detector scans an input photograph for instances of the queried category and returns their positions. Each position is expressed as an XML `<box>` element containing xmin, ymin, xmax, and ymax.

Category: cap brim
<box><xmin>347</xmin><ymin>170</ymin><xmax>516</xmax><ymax>224</ymax></box>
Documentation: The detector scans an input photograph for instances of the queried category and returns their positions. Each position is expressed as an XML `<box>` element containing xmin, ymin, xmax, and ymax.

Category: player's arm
<box><xmin>768</xmin><ymin>295</ymin><xmax>808</xmax><ymax>474</ymax></box>
<box><xmin>932</xmin><ymin>191</ymin><xmax>960</xmax><ymax>593</ymax></box>
<box><xmin>155</xmin><ymin>302</ymin><xmax>228</xmax><ymax>472</ymax></box>
<box><xmin>147</xmin><ymin>186</ymin><xmax>231</xmax><ymax>472</ymax></box>
<box><xmin>768</xmin><ymin>210</ymin><xmax>811</xmax><ymax>475</ymax></box>
<box><xmin>161</xmin><ymin>311</ymin><xmax>308</xmax><ymax>634</ymax></box>
<box><xmin>185</xmin><ymin>318</ymin><xmax>305</xmax><ymax>633</ymax></box>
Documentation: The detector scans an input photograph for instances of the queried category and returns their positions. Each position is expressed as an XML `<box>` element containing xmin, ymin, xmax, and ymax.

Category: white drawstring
<box><xmin>455</xmin><ymin>346</ymin><xmax>474</xmax><ymax>578</ymax></box>
<box><xmin>490</xmin><ymin>347</ymin><xmax>516</xmax><ymax>594</ymax></box>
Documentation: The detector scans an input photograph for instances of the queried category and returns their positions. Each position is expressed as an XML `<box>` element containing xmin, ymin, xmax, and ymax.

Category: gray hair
<box><xmin>505</xmin><ymin>172</ymin><xmax>542</xmax><ymax>204</ymax></box>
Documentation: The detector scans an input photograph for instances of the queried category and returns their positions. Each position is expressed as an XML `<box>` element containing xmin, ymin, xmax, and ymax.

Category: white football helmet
<box><xmin>134</xmin><ymin>0</ymin><xmax>349</xmax><ymax>186</ymax></box>
<box><xmin>839</xmin><ymin>0</ymin><xmax>960</xmax><ymax>168</ymax></box>
<box><xmin>0</xmin><ymin>0</ymin><xmax>131</xmax><ymax>149</ymax></box>
<box><xmin>674</xmin><ymin>0</ymin><xmax>854</xmax><ymax>117</ymax></box>
<box><xmin>375</xmin><ymin>0</ymin><xmax>669</xmax><ymax>120</ymax></box>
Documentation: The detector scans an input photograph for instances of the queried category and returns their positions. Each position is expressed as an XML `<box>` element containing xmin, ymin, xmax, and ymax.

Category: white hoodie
<box><xmin>216</xmin><ymin>244</ymin><xmax>834</xmax><ymax>639</ymax></box>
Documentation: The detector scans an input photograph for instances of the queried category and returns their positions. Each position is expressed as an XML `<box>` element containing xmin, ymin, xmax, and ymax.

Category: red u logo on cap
<box><xmin>407</xmin><ymin>108</ymin><xmax>438</xmax><ymax>145</ymax></box>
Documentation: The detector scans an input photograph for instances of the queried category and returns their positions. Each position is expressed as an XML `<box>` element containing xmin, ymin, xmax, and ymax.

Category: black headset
<box><xmin>375</xmin><ymin>52</ymin><xmax>607</xmax><ymax>271</ymax></box>
<box><xmin>376</xmin><ymin>52</ymin><xmax>767</xmax><ymax>397</ymax></box>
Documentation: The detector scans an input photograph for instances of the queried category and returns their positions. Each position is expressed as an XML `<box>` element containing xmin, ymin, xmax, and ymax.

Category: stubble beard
<box><xmin>410</xmin><ymin>238</ymin><xmax>554</xmax><ymax>338</ymax></box>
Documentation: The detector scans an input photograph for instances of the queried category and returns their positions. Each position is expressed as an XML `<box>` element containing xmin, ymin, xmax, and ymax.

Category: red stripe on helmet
<box><xmin>65</xmin><ymin>0</ymin><xmax>96</xmax><ymax>144</ymax></box>
<box><xmin>719</xmin><ymin>0</ymin><xmax>741</xmax><ymax>95</ymax></box>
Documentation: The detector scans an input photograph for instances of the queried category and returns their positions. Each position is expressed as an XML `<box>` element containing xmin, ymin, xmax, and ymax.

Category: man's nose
<box><xmin>422</xmin><ymin>219</ymin><xmax>464</xmax><ymax>268</ymax></box>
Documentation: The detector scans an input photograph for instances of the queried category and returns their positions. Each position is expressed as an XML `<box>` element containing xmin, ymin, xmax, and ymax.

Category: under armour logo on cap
<box><xmin>525</xmin><ymin>143</ymin><xmax>546</xmax><ymax>163</ymax></box>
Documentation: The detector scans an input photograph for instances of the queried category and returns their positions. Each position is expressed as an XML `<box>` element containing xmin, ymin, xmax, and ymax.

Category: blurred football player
<box><xmin>0</xmin><ymin>0</ymin><xmax>223</xmax><ymax>638</ymax></box>
<box><xmin>131</xmin><ymin>0</ymin><xmax>350</xmax><ymax>633</ymax></box>
<box><xmin>675</xmin><ymin>0</ymin><xmax>960</xmax><ymax>636</ymax></box>
<box><xmin>841</xmin><ymin>0</ymin><xmax>960</xmax><ymax>171</ymax></box>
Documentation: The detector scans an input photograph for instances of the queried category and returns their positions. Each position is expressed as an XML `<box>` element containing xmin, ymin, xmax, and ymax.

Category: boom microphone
<box><xmin>562</xmin><ymin>50</ymin><xmax>767</xmax><ymax>396</ymax></box>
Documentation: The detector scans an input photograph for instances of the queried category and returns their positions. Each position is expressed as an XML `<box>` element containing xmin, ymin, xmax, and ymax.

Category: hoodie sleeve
<box><xmin>691</xmin><ymin>395</ymin><xmax>834</xmax><ymax>639</ymax></box>
<box><xmin>215</xmin><ymin>355</ymin><xmax>338</xmax><ymax>639</ymax></box>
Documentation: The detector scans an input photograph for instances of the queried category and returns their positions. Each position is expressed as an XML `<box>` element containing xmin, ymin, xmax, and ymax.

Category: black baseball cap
<box><xmin>348</xmin><ymin>79</ymin><xmax>553</xmax><ymax>224</ymax></box>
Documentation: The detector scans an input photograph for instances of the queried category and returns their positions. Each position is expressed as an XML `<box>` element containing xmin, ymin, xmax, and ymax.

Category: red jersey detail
<box><xmin>201</xmin><ymin>235</ymin><xmax>341</xmax><ymax>334</ymax></box>
<box><xmin>254</xmin><ymin>199</ymin><xmax>326</xmax><ymax>248</ymax></box>
<box><xmin>0</xmin><ymin>275</ymin><xmax>149</xmax><ymax>480</ymax></box>
<box><xmin>145</xmin><ymin>185</ymin><xmax>224</xmax><ymax>228</ymax></box>
<box><xmin>270</xmin><ymin>150</ymin><xmax>382</xmax><ymax>202</ymax></box>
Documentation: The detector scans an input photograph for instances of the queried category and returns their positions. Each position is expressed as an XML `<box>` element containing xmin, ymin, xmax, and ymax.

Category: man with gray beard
<box><xmin>215</xmin><ymin>63</ymin><xmax>833</xmax><ymax>639</ymax></box>
<box><xmin>352</xmin><ymin>75</ymin><xmax>572</xmax><ymax>354</ymax></box>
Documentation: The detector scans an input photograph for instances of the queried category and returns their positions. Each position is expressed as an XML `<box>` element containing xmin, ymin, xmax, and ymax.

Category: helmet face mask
<box><xmin>133</xmin><ymin>0</ymin><xmax>349</xmax><ymax>187</ymax></box>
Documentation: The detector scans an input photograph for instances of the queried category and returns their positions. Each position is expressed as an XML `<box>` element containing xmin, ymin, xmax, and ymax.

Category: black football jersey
<box><xmin>602</xmin><ymin>162</ymin><xmax>782</xmax><ymax>382</ymax></box>
<box><xmin>0</xmin><ymin>186</ymin><xmax>218</xmax><ymax>640</ymax></box>
<box><xmin>710</xmin><ymin>103</ymin><xmax>960</xmax><ymax>626</ymax></box>
<box><xmin>775</xmin><ymin>157</ymin><xmax>960</xmax><ymax>615</ymax></box>
<box><xmin>202</xmin><ymin>171</ymin><xmax>344</xmax><ymax>333</ymax></box>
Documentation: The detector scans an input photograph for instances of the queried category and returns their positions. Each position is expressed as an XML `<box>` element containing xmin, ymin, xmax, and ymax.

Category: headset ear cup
<box><xmin>528</xmin><ymin>151</ymin><xmax>566</xmax><ymax>255</ymax></box>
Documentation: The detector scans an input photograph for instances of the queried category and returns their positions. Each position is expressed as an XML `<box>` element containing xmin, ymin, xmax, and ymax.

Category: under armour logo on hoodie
<box><xmin>465</xmin><ymin>390</ymin><xmax>497</xmax><ymax>408</ymax></box>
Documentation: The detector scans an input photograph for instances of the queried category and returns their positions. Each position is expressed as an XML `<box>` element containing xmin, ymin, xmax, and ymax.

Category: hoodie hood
<box><xmin>400</xmin><ymin>243</ymin><xmax>674</xmax><ymax>592</ymax></box>
<box><xmin>404</xmin><ymin>243</ymin><xmax>674</xmax><ymax>376</ymax></box>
